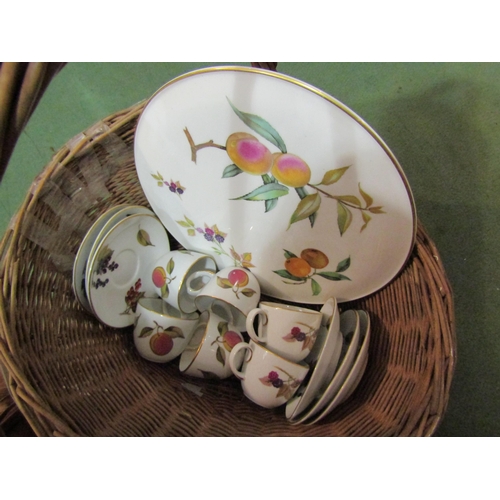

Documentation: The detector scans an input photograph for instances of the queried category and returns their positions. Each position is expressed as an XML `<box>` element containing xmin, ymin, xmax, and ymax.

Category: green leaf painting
<box><xmin>226</xmin><ymin>97</ymin><xmax>287</xmax><ymax>153</ymax></box>
<box><xmin>183</xmin><ymin>100</ymin><xmax>385</xmax><ymax>235</ymax></box>
<box><xmin>231</xmin><ymin>182</ymin><xmax>289</xmax><ymax>202</ymax></box>
<box><xmin>273</xmin><ymin>248</ymin><xmax>351</xmax><ymax>297</ymax></box>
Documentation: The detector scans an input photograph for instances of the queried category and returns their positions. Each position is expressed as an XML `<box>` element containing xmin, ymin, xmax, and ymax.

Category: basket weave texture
<box><xmin>0</xmin><ymin>97</ymin><xmax>456</xmax><ymax>437</ymax></box>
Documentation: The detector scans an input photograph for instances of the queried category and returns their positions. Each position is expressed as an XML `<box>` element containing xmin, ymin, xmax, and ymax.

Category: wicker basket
<box><xmin>0</xmin><ymin>63</ymin><xmax>66</xmax><ymax>184</ymax></box>
<box><xmin>0</xmin><ymin>68</ymin><xmax>456</xmax><ymax>436</ymax></box>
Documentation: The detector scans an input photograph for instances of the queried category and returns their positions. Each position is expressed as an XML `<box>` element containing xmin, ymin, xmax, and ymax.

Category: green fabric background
<box><xmin>1</xmin><ymin>62</ymin><xmax>498</xmax><ymax>436</ymax></box>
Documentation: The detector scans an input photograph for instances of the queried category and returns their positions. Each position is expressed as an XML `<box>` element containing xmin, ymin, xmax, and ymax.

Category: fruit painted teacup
<box><xmin>151</xmin><ymin>250</ymin><xmax>217</xmax><ymax>314</ymax></box>
<box><xmin>228</xmin><ymin>340</ymin><xmax>310</xmax><ymax>409</ymax></box>
<box><xmin>133</xmin><ymin>297</ymin><xmax>199</xmax><ymax>363</ymax></box>
<box><xmin>246</xmin><ymin>301</ymin><xmax>322</xmax><ymax>362</ymax></box>
<box><xmin>179</xmin><ymin>309</ymin><xmax>245</xmax><ymax>379</ymax></box>
<box><xmin>194</xmin><ymin>266</ymin><xmax>260</xmax><ymax>330</ymax></box>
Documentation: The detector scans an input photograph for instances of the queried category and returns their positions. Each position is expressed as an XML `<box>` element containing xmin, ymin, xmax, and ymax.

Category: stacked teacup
<box><xmin>228</xmin><ymin>301</ymin><xmax>323</xmax><ymax>409</ymax></box>
<box><xmin>131</xmin><ymin>246</ymin><xmax>327</xmax><ymax>410</ymax></box>
<box><xmin>133</xmin><ymin>249</ymin><xmax>261</xmax><ymax>380</ymax></box>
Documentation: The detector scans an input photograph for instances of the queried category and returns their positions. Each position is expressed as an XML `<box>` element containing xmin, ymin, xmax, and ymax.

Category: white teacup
<box><xmin>179</xmin><ymin>309</ymin><xmax>245</xmax><ymax>379</ymax></box>
<box><xmin>133</xmin><ymin>297</ymin><xmax>199</xmax><ymax>363</ymax></box>
<box><xmin>246</xmin><ymin>302</ymin><xmax>322</xmax><ymax>362</ymax></box>
<box><xmin>194</xmin><ymin>266</ymin><xmax>260</xmax><ymax>330</ymax></box>
<box><xmin>151</xmin><ymin>250</ymin><xmax>217</xmax><ymax>314</ymax></box>
<box><xmin>228</xmin><ymin>340</ymin><xmax>310</xmax><ymax>409</ymax></box>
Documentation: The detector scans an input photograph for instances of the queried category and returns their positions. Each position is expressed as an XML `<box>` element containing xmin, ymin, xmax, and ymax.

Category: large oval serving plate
<box><xmin>134</xmin><ymin>66</ymin><xmax>416</xmax><ymax>304</ymax></box>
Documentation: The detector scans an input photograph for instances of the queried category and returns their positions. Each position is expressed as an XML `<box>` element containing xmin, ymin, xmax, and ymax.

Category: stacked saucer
<box><xmin>72</xmin><ymin>205</ymin><xmax>171</xmax><ymax>328</ymax></box>
<box><xmin>285</xmin><ymin>307</ymin><xmax>371</xmax><ymax>424</ymax></box>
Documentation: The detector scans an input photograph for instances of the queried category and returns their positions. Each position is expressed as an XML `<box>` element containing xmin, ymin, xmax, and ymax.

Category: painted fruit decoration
<box><xmin>282</xmin><ymin>323</ymin><xmax>318</xmax><ymax>352</ymax></box>
<box><xmin>152</xmin><ymin>257</ymin><xmax>176</xmax><ymax>298</ymax></box>
<box><xmin>274</xmin><ymin>248</ymin><xmax>351</xmax><ymax>297</ymax></box>
<box><xmin>152</xmin><ymin>266</ymin><xmax>167</xmax><ymax>288</ymax></box>
<box><xmin>122</xmin><ymin>279</ymin><xmax>145</xmax><ymax>315</ymax></box>
<box><xmin>225</xmin><ymin>132</ymin><xmax>273</xmax><ymax>175</ymax></box>
<box><xmin>138</xmin><ymin>320</ymin><xmax>185</xmax><ymax>357</ymax></box>
<box><xmin>270</xmin><ymin>153</ymin><xmax>311</xmax><ymax>188</ymax></box>
<box><xmin>228</xmin><ymin>268</ymin><xmax>249</xmax><ymax>287</ymax></box>
<box><xmin>150</xmin><ymin>332</ymin><xmax>174</xmax><ymax>356</ymax></box>
<box><xmin>216</xmin><ymin>268</ymin><xmax>257</xmax><ymax>299</ymax></box>
<box><xmin>212</xmin><ymin>320</ymin><xmax>243</xmax><ymax>367</ymax></box>
<box><xmin>176</xmin><ymin>215</ymin><xmax>255</xmax><ymax>270</ymax></box>
<box><xmin>199</xmin><ymin>321</ymin><xmax>244</xmax><ymax>379</ymax></box>
<box><xmin>183</xmin><ymin>98</ymin><xmax>385</xmax><ymax>236</ymax></box>
<box><xmin>260</xmin><ymin>367</ymin><xmax>302</xmax><ymax>400</ymax></box>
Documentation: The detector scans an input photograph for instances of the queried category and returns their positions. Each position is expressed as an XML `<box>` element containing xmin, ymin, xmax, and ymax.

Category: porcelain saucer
<box><xmin>290</xmin><ymin>309</ymin><xmax>361</xmax><ymax>424</ymax></box>
<box><xmin>72</xmin><ymin>204</ymin><xmax>134</xmax><ymax>313</ymax></box>
<box><xmin>306</xmin><ymin>309</ymin><xmax>371</xmax><ymax>425</ymax></box>
<box><xmin>285</xmin><ymin>297</ymin><xmax>343</xmax><ymax>422</ymax></box>
<box><xmin>86</xmin><ymin>213</ymin><xmax>170</xmax><ymax>328</ymax></box>
<box><xmin>87</xmin><ymin>205</ymin><xmax>155</xmax><ymax>269</ymax></box>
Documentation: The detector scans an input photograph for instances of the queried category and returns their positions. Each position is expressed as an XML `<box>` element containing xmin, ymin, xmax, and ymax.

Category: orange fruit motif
<box><xmin>285</xmin><ymin>257</ymin><xmax>312</xmax><ymax>278</ymax></box>
<box><xmin>270</xmin><ymin>153</ymin><xmax>311</xmax><ymax>188</ymax></box>
<box><xmin>226</xmin><ymin>132</ymin><xmax>273</xmax><ymax>175</ymax></box>
<box><xmin>300</xmin><ymin>249</ymin><xmax>329</xmax><ymax>269</ymax></box>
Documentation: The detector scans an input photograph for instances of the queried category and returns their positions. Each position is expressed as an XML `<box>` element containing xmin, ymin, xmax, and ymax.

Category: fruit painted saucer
<box><xmin>289</xmin><ymin>309</ymin><xmax>361</xmax><ymax>424</ymax></box>
<box><xmin>285</xmin><ymin>297</ymin><xmax>343</xmax><ymax>422</ymax></box>
<box><xmin>86</xmin><ymin>213</ymin><xmax>170</xmax><ymax>328</ymax></box>
<box><xmin>73</xmin><ymin>204</ymin><xmax>136</xmax><ymax>313</ymax></box>
<box><xmin>306</xmin><ymin>309</ymin><xmax>371</xmax><ymax>425</ymax></box>
<box><xmin>87</xmin><ymin>205</ymin><xmax>155</xmax><ymax>270</ymax></box>
<box><xmin>134</xmin><ymin>66</ymin><xmax>416</xmax><ymax>304</ymax></box>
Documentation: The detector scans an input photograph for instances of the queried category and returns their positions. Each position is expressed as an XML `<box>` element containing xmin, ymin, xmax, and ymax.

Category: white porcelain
<box><xmin>72</xmin><ymin>204</ymin><xmax>136</xmax><ymax>312</ymax></box>
<box><xmin>229</xmin><ymin>340</ymin><xmax>310</xmax><ymax>409</ymax></box>
<box><xmin>306</xmin><ymin>309</ymin><xmax>371</xmax><ymax>424</ymax></box>
<box><xmin>246</xmin><ymin>301</ymin><xmax>322</xmax><ymax>363</ymax></box>
<box><xmin>87</xmin><ymin>205</ymin><xmax>155</xmax><ymax>268</ymax></box>
<box><xmin>288</xmin><ymin>309</ymin><xmax>361</xmax><ymax>424</ymax></box>
<box><xmin>194</xmin><ymin>266</ymin><xmax>260</xmax><ymax>331</ymax></box>
<box><xmin>285</xmin><ymin>297</ymin><xmax>343</xmax><ymax>421</ymax></box>
<box><xmin>152</xmin><ymin>249</ymin><xmax>217</xmax><ymax>314</ymax></box>
<box><xmin>179</xmin><ymin>309</ymin><xmax>245</xmax><ymax>379</ymax></box>
<box><xmin>134</xmin><ymin>66</ymin><xmax>416</xmax><ymax>305</ymax></box>
<box><xmin>133</xmin><ymin>298</ymin><xmax>199</xmax><ymax>363</ymax></box>
<box><xmin>86</xmin><ymin>213</ymin><xmax>170</xmax><ymax>328</ymax></box>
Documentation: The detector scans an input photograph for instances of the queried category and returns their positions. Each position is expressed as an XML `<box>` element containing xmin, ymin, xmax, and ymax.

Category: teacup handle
<box><xmin>228</xmin><ymin>342</ymin><xmax>252</xmax><ymax>380</ymax></box>
<box><xmin>186</xmin><ymin>270</ymin><xmax>214</xmax><ymax>296</ymax></box>
<box><xmin>245</xmin><ymin>308</ymin><xmax>268</xmax><ymax>344</ymax></box>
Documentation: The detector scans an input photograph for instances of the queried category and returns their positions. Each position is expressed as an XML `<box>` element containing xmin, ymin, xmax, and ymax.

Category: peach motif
<box><xmin>271</xmin><ymin>153</ymin><xmax>311</xmax><ymax>188</ymax></box>
<box><xmin>152</xmin><ymin>266</ymin><xmax>167</xmax><ymax>288</ymax></box>
<box><xmin>223</xmin><ymin>331</ymin><xmax>242</xmax><ymax>351</ymax></box>
<box><xmin>227</xmin><ymin>268</ymin><xmax>249</xmax><ymax>288</ymax></box>
<box><xmin>150</xmin><ymin>332</ymin><xmax>174</xmax><ymax>356</ymax></box>
<box><xmin>226</xmin><ymin>132</ymin><xmax>273</xmax><ymax>175</ymax></box>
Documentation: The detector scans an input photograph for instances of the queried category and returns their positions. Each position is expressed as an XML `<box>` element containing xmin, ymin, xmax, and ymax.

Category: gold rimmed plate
<box><xmin>134</xmin><ymin>66</ymin><xmax>416</xmax><ymax>304</ymax></box>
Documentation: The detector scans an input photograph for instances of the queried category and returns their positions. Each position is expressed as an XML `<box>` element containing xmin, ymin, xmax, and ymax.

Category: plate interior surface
<box><xmin>134</xmin><ymin>67</ymin><xmax>416</xmax><ymax>304</ymax></box>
